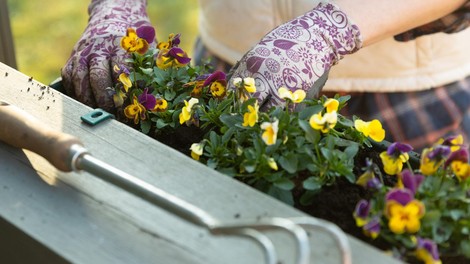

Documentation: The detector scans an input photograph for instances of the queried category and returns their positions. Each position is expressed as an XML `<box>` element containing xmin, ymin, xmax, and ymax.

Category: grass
<box><xmin>8</xmin><ymin>0</ymin><xmax>199</xmax><ymax>84</ymax></box>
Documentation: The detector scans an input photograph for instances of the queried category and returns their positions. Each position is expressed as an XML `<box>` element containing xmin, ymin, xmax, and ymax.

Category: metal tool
<box><xmin>0</xmin><ymin>101</ymin><xmax>351</xmax><ymax>264</ymax></box>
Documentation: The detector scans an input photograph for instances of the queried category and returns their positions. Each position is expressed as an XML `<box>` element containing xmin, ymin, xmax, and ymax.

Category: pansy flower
<box><xmin>137</xmin><ymin>88</ymin><xmax>157</xmax><ymax>111</ymax></box>
<box><xmin>179</xmin><ymin>98</ymin><xmax>199</xmax><ymax>124</ymax></box>
<box><xmin>415</xmin><ymin>237</ymin><xmax>441</xmax><ymax>264</ymax></box>
<box><xmin>124</xmin><ymin>95</ymin><xmax>146</xmax><ymax>124</ymax></box>
<box><xmin>113</xmin><ymin>64</ymin><xmax>132</xmax><ymax>92</ymax></box>
<box><xmin>353</xmin><ymin>199</ymin><xmax>371</xmax><ymax>227</ymax></box>
<box><xmin>242</xmin><ymin>101</ymin><xmax>259</xmax><ymax>127</ymax></box>
<box><xmin>450</xmin><ymin>161</ymin><xmax>470</xmax><ymax>182</ymax></box>
<box><xmin>261</xmin><ymin>119</ymin><xmax>279</xmax><ymax>145</ymax></box>
<box><xmin>278</xmin><ymin>87</ymin><xmax>306</xmax><ymax>103</ymax></box>
<box><xmin>380</xmin><ymin>142</ymin><xmax>412</xmax><ymax>175</ymax></box>
<box><xmin>309</xmin><ymin>111</ymin><xmax>337</xmax><ymax>133</ymax></box>
<box><xmin>363</xmin><ymin>216</ymin><xmax>381</xmax><ymax>239</ymax></box>
<box><xmin>354</xmin><ymin>119</ymin><xmax>386</xmax><ymax>142</ymax></box>
<box><xmin>397</xmin><ymin>169</ymin><xmax>424</xmax><ymax>195</ymax></box>
<box><xmin>233</xmin><ymin>77</ymin><xmax>256</xmax><ymax>102</ymax></box>
<box><xmin>385</xmin><ymin>188</ymin><xmax>425</xmax><ymax>234</ymax></box>
<box><xmin>323</xmin><ymin>98</ymin><xmax>339</xmax><ymax>113</ymax></box>
<box><xmin>438</xmin><ymin>134</ymin><xmax>464</xmax><ymax>152</ymax></box>
<box><xmin>157</xmin><ymin>33</ymin><xmax>181</xmax><ymax>50</ymax></box>
<box><xmin>153</xmin><ymin>97</ymin><xmax>168</xmax><ymax>112</ymax></box>
<box><xmin>420</xmin><ymin>145</ymin><xmax>450</xmax><ymax>175</ymax></box>
<box><xmin>203</xmin><ymin>71</ymin><xmax>227</xmax><ymax>99</ymax></box>
<box><xmin>157</xmin><ymin>47</ymin><xmax>191</xmax><ymax>69</ymax></box>
<box><xmin>356</xmin><ymin>159</ymin><xmax>382</xmax><ymax>190</ymax></box>
<box><xmin>120</xmin><ymin>26</ymin><xmax>155</xmax><ymax>54</ymax></box>
<box><xmin>190</xmin><ymin>142</ymin><xmax>204</xmax><ymax>161</ymax></box>
<box><xmin>183</xmin><ymin>74</ymin><xmax>210</xmax><ymax>97</ymax></box>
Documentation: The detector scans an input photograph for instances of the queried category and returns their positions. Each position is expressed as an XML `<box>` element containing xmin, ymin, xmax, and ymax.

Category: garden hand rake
<box><xmin>0</xmin><ymin>101</ymin><xmax>351</xmax><ymax>264</ymax></box>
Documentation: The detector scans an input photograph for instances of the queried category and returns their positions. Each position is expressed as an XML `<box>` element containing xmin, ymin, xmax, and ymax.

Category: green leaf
<box><xmin>278</xmin><ymin>152</ymin><xmax>298</xmax><ymax>174</ymax></box>
<box><xmin>299</xmin><ymin>105</ymin><xmax>323</xmax><ymax>120</ymax></box>
<box><xmin>298</xmin><ymin>119</ymin><xmax>320</xmax><ymax>144</ymax></box>
<box><xmin>140</xmin><ymin>120</ymin><xmax>151</xmax><ymax>134</ymax></box>
<box><xmin>219</xmin><ymin>113</ymin><xmax>243</xmax><ymax>128</ymax></box>
<box><xmin>221</xmin><ymin>127</ymin><xmax>235</xmax><ymax>144</ymax></box>
<box><xmin>267</xmin><ymin>186</ymin><xmax>294</xmax><ymax>206</ymax></box>
<box><xmin>155</xmin><ymin>118</ymin><xmax>168</xmax><ymax>129</ymax></box>
<box><xmin>274</xmin><ymin>178</ymin><xmax>295</xmax><ymax>191</ymax></box>
<box><xmin>164</xmin><ymin>89</ymin><xmax>177</xmax><ymax>101</ymax></box>
<box><xmin>303</xmin><ymin>176</ymin><xmax>323</xmax><ymax>191</ymax></box>
<box><xmin>344</xmin><ymin>143</ymin><xmax>359</xmax><ymax>160</ymax></box>
<box><xmin>242</xmin><ymin>159</ymin><xmax>257</xmax><ymax>173</ymax></box>
<box><xmin>139</xmin><ymin>67</ymin><xmax>153</xmax><ymax>75</ymax></box>
<box><xmin>460</xmin><ymin>240</ymin><xmax>470</xmax><ymax>258</ymax></box>
<box><xmin>449</xmin><ymin>209</ymin><xmax>466</xmax><ymax>221</ymax></box>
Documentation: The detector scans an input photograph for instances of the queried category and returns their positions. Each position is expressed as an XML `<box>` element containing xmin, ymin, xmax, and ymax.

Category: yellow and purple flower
<box><xmin>157</xmin><ymin>33</ymin><xmax>181</xmax><ymax>50</ymax></box>
<box><xmin>120</xmin><ymin>26</ymin><xmax>155</xmax><ymax>54</ymax></box>
<box><xmin>398</xmin><ymin>169</ymin><xmax>424</xmax><ymax>195</ymax></box>
<box><xmin>445</xmin><ymin>148</ymin><xmax>470</xmax><ymax>181</ymax></box>
<box><xmin>354</xmin><ymin>119</ymin><xmax>386</xmax><ymax>142</ymax></box>
<box><xmin>420</xmin><ymin>145</ymin><xmax>450</xmax><ymax>175</ymax></box>
<box><xmin>124</xmin><ymin>95</ymin><xmax>146</xmax><ymax>124</ymax></box>
<box><xmin>137</xmin><ymin>88</ymin><xmax>157</xmax><ymax>111</ymax></box>
<box><xmin>153</xmin><ymin>97</ymin><xmax>168</xmax><ymax>112</ymax></box>
<box><xmin>261</xmin><ymin>119</ymin><xmax>279</xmax><ymax>145</ymax></box>
<box><xmin>380</xmin><ymin>142</ymin><xmax>413</xmax><ymax>175</ymax></box>
<box><xmin>356</xmin><ymin>159</ymin><xmax>382</xmax><ymax>190</ymax></box>
<box><xmin>362</xmin><ymin>216</ymin><xmax>381</xmax><ymax>239</ymax></box>
<box><xmin>415</xmin><ymin>237</ymin><xmax>442</xmax><ymax>264</ymax></box>
<box><xmin>438</xmin><ymin>134</ymin><xmax>464</xmax><ymax>152</ymax></box>
<box><xmin>385</xmin><ymin>188</ymin><xmax>425</xmax><ymax>234</ymax></box>
<box><xmin>157</xmin><ymin>47</ymin><xmax>191</xmax><ymax>69</ymax></box>
<box><xmin>204</xmin><ymin>71</ymin><xmax>227</xmax><ymax>99</ymax></box>
<box><xmin>353</xmin><ymin>199</ymin><xmax>371</xmax><ymax>227</ymax></box>
<box><xmin>113</xmin><ymin>64</ymin><xmax>132</xmax><ymax>92</ymax></box>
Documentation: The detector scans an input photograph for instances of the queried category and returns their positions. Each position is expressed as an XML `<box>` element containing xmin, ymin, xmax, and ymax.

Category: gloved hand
<box><xmin>228</xmin><ymin>2</ymin><xmax>363</xmax><ymax>110</ymax></box>
<box><xmin>61</xmin><ymin>0</ymin><xmax>153</xmax><ymax>112</ymax></box>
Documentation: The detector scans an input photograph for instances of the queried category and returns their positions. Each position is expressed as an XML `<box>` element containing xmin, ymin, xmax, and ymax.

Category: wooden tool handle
<box><xmin>0</xmin><ymin>102</ymin><xmax>83</xmax><ymax>172</ymax></box>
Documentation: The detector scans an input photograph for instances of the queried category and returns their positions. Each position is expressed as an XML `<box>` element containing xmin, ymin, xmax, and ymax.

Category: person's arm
<box><xmin>337</xmin><ymin>0</ymin><xmax>468</xmax><ymax>46</ymax></box>
<box><xmin>228</xmin><ymin>0</ymin><xmax>469</xmax><ymax>109</ymax></box>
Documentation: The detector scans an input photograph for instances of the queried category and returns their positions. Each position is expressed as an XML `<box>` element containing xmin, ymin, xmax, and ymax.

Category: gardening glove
<box><xmin>228</xmin><ymin>2</ymin><xmax>362</xmax><ymax>110</ymax></box>
<box><xmin>61</xmin><ymin>0</ymin><xmax>153</xmax><ymax>112</ymax></box>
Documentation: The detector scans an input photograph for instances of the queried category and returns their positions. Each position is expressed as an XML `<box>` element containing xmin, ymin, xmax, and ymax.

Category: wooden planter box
<box><xmin>0</xmin><ymin>62</ymin><xmax>401</xmax><ymax>264</ymax></box>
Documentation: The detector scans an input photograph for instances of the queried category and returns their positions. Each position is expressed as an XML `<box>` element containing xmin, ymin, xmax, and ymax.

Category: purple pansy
<box><xmin>445</xmin><ymin>148</ymin><xmax>469</xmax><ymax>168</ymax></box>
<box><xmin>416</xmin><ymin>237</ymin><xmax>440</xmax><ymax>263</ymax></box>
<box><xmin>363</xmin><ymin>216</ymin><xmax>381</xmax><ymax>238</ymax></box>
<box><xmin>426</xmin><ymin>145</ymin><xmax>450</xmax><ymax>160</ymax></box>
<box><xmin>385</xmin><ymin>188</ymin><xmax>414</xmax><ymax>206</ymax></box>
<box><xmin>167</xmin><ymin>47</ymin><xmax>191</xmax><ymax>64</ymax></box>
<box><xmin>399</xmin><ymin>169</ymin><xmax>424</xmax><ymax>195</ymax></box>
<box><xmin>136</xmin><ymin>25</ymin><xmax>156</xmax><ymax>44</ymax></box>
<box><xmin>137</xmin><ymin>88</ymin><xmax>156</xmax><ymax>110</ymax></box>
<box><xmin>354</xmin><ymin>199</ymin><xmax>370</xmax><ymax>220</ymax></box>
<box><xmin>203</xmin><ymin>70</ymin><xmax>226</xmax><ymax>87</ymax></box>
<box><xmin>387</xmin><ymin>142</ymin><xmax>413</xmax><ymax>157</ymax></box>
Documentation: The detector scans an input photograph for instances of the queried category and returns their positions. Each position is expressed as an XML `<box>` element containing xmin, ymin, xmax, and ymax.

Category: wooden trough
<box><xmin>0</xmin><ymin>62</ymin><xmax>401</xmax><ymax>264</ymax></box>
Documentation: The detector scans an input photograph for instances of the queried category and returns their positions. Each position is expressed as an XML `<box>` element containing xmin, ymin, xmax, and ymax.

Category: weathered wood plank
<box><xmin>0</xmin><ymin>62</ymin><xmax>401</xmax><ymax>264</ymax></box>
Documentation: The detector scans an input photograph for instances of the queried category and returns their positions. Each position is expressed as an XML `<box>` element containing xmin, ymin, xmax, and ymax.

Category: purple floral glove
<box><xmin>228</xmin><ymin>2</ymin><xmax>362</xmax><ymax>109</ymax></box>
<box><xmin>61</xmin><ymin>0</ymin><xmax>153</xmax><ymax>112</ymax></box>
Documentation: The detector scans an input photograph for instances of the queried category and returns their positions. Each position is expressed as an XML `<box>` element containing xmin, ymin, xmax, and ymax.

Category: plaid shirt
<box><xmin>194</xmin><ymin>2</ymin><xmax>470</xmax><ymax>152</ymax></box>
<box><xmin>395</xmin><ymin>1</ymin><xmax>470</xmax><ymax>41</ymax></box>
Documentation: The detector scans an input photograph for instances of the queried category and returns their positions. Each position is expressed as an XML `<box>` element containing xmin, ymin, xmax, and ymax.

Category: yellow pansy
<box><xmin>380</xmin><ymin>151</ymin><xmax>409</xmax><ymax>175</ymax></box>
<box><xmin>386</xmin><ymin>200</ymin><xmax>425</xmax><ymax>234</ymax></box>
<box><xmin>153</xmin><ymin>98</ymin><xmax>168</xmax><ymax>112</ymax></box>
<box><xmin>261</xmin><ymin>120</ymin><xmax>279</xmax><ymax>145</ymax></box>
<box><xmin>242</xmin><ymin>101</ymin><xmax>259</xmax><ymax>127</ymax></box>
<box><xmin>124</xmin><ymin>96</ymin><xmax>146</xmax><ymax>124</ymax></box>
<box><xmin>278</xmin><ymin>87</ymin><xmax>306</xmax><ymax>103</ymax></box>
<box><xmin>355</xmin><ymin>119</ymin><xmax>386</xmax><ymax>142</ymax></box>
<box><xmin>190</xmin><ymin>142</ymin><xmax>204</xmax><ymax>161</ymax></box>
<box><xmin>267</xmin><ymin>157</ymin><xmax>278</xmax><ymax>171</ymax></box>
<box><xmin>179</xmin><ymin>98</ymin><xmax>199</xmax><ymax>124</ymax></box>
<box><xmin>451</xmin><ymin>161</ymin><xmax>470</xmax><ymax>182</ymax></box>
<box><xmin>309</xmin><ymin>111</ymin><xmax>337</xmax><ymax>133</ymax></box>
<box><xmin>324</xmin><ymin>98</ymin><xmax>339</xmax><ymax>113</ymax></box>
<box><xmin>120</xmin><ymin>28</ymin><xmax>149</xmax><ymax>55</ymax></box>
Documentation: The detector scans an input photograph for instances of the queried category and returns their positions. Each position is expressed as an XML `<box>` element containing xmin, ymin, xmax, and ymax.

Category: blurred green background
<box><xmin>7</xmin><ymin>0</ymin><xmax>199</xmax><ymax>84</ymax></box>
